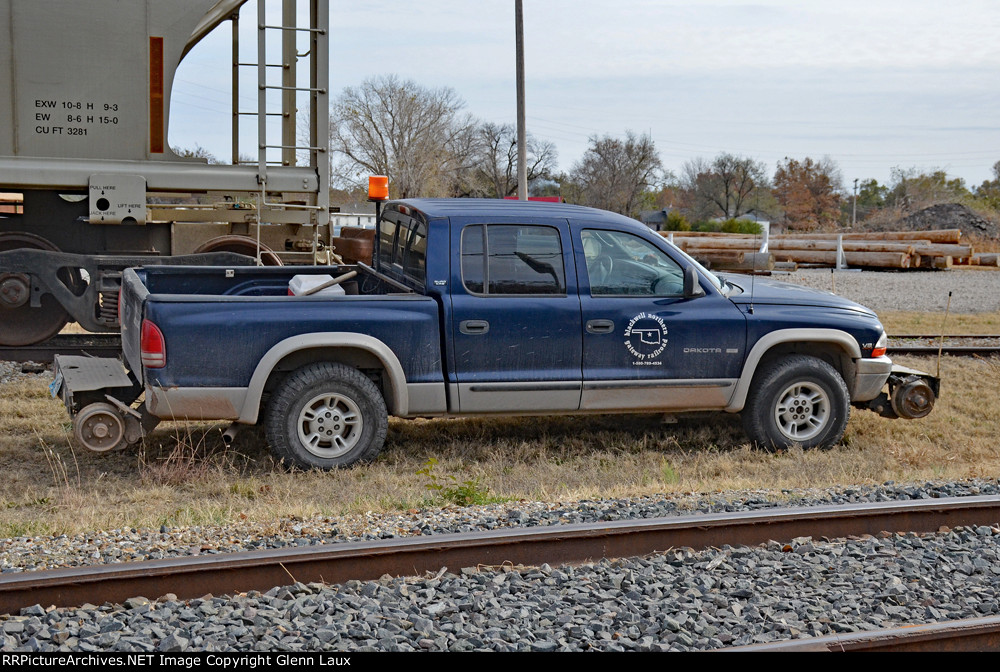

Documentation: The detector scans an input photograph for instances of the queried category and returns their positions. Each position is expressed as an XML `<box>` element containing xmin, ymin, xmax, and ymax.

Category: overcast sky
<box><xmin>170</xmin><ymin>0</ymin><xmax>1000</xmax><ymax>191</ymax></box>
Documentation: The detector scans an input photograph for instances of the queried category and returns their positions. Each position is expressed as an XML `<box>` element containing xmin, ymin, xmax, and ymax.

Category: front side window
<box><xmin>581</xmin><ymin>229</ymin><xmax>685</xmax><ymax>297</ymax></box>
<box><xmin>461</xmin><ymin>224</ymin><xmax>565</xmax><ymax>295</ymax></box>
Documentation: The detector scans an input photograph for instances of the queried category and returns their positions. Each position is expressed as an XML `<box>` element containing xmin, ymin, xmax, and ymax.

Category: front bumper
<box><xmin>853</xmin><ymin>356</ymin><xmax>893</xmax><ymax>402</ymax></box>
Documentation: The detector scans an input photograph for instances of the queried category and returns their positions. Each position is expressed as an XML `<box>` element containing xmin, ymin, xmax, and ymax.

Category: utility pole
<box><xmin>515</xmin><ymin>0</ymin><xmax>527</xmax><ymax>201</ymax></box>
<box><xmin>852</xmin><ymin>178</ymin><xmax>858</xmax><ymax>228</ymax></box>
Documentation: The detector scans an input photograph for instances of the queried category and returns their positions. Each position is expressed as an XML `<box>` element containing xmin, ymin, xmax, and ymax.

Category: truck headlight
<box><xmin>871</xmin><ymin>331</ymin><xmax>887</xmax><ymax>358</ymax></box>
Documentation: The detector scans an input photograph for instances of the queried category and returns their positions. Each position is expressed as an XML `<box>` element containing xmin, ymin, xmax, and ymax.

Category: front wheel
<box><xmin>265</xmin><ymin>362</ymin><xmax>388</xmax><ymax>469</ymax></box>
<box><xmin>742</xmin><ymin>355</ymin><xmax>850</xmax><ymax>450</ymax></box>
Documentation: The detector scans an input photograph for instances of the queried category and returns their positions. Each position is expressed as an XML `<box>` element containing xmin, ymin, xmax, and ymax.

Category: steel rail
<box><xmin>729</xmin><ymin>615</ymin><xmax>1000</xmax><ymax>652</ymax></box>
<box><xmin>890</xmin><ymin>334</ymin><xmax>1000</xmax><ymax>340</ymax></box>
<box><xmin>0</xmin><ymin>333</ymin><xmax>121</xmax><ymax>363</ymax></box>
<box><xmin>888</xmin><ymin>333</ymin><xmax>1000</xmax><ymax>357</ymax></box>
<box><xmin>888</xmin><ymin>346</ymin><xmax>1000</xmax><ymax>357</ymax></box>
<box><xmin>0</xmin><ymin>496</ymin><xmax>998</xmax><ymax>615</ymax></box>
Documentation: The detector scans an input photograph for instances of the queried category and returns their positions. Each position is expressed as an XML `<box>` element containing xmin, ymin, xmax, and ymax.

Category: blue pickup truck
<box><xmin>52</xmin><ymin>199</ymin><xmax>938</xmax><ymax>469</ymax></box>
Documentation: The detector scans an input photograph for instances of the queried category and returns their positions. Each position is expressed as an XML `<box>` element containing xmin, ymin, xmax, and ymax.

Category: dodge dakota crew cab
<box><xmin>52</xmin><ymin>199</ymin><xmax>939</xmax><ymax>469</ymax></box>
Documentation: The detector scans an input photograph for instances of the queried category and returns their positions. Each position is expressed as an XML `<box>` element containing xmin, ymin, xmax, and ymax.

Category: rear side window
<box><xmin>461</xmin><ymin>224</ymin><xmax>565</xmax><ymax>295</ymax></box>
<box><xmin>404</xmin><ymin>221</ymin><xmax>427</xmax><ymax>279</ymax></box>
<box><xmin>377</xmin><ymin>210</ymin><xmax>427</xmax><ymax>286</ymax></box>
<box><xmin>377</xmin><ymin>217</ymin><xmax>398</xmax><ymax>268</ymax></box>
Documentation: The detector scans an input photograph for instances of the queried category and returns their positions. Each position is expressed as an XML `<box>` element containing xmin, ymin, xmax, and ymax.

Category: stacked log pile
<box><xmin>658</xmin><ymin>229</ymin><xmax>992</xmax><ymax>271</ymax></box>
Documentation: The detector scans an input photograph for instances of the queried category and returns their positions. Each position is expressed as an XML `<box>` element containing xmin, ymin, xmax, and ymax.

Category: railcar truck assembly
<box><xmin>0</xmin><ymin>0</ymin><xmax>331</xmax><ymax>346</ymax></box>
<box><xmin>51</xmin><ymin>198</ymin><xmax>940</xmax><ymax>468</ymax></box>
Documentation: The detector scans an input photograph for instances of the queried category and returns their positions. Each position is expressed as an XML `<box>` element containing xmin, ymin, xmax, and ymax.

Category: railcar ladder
<box><xmin>230</xmin><ymin>0</ymin><xmax>330</xmax><ymax>264</ymax></box>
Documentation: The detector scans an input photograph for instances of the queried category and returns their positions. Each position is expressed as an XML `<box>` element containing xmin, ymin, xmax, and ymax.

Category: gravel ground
<box><xmin>1</xmin><ymin>269</ymin><xmax>999</xmax><ymax>652</ymax></box>
<box><xmin>776</xmin><ymin>268</ymin><xmax>1000</xmax><ymax>314</ymax></box>
<box><xmin>1</xmin><ymin>480</ymin><xmax>997</xmax><ymax>574</ymax></box>
<box><xmin>0</xmin><ymin>361</ymin><xmax>47</xmax><ymax>386</ymax></box>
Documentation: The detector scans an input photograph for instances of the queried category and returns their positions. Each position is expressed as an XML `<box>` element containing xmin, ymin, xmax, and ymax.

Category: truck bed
<box><xmin>120</xmin><ymin>264</ymin><xmax>444</xmax><ymax>392</ymax></box>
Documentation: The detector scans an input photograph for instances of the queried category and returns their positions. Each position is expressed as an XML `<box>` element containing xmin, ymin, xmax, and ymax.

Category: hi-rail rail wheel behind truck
<box><xmin>0</xmin><ymin>0</ymin><xmax>331</xmax><ymax>346</ymax></box>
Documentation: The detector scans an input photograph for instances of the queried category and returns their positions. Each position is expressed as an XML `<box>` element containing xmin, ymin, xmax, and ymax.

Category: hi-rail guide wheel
<box><xmin>73</xmin><ymin>402</ymin><xmax>127</xmax><ymax>452</ymax></box>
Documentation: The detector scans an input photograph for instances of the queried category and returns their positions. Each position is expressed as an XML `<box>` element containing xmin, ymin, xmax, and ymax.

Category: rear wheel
<box><xmin>742</xmin><ymin>355</ymin><xmax>850</xmax><ymax>450</ymax></box>
<box><xmin>265</xmin><ymin>362</ymin><xmax>387</xmax><ymax>469</ymax></box>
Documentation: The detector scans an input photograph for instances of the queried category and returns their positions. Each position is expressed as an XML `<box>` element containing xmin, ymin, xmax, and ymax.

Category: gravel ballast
<box><xmin>776</xmin><ymin>268</ymin><xmax>1000</xmax><ymax>314</ymax></box>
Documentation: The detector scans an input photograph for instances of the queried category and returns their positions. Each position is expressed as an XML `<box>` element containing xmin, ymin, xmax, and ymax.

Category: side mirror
<box><xmin>683</xmin><ymin>266</ymin><xmax>706</xmax><ymax>298</ymax></box>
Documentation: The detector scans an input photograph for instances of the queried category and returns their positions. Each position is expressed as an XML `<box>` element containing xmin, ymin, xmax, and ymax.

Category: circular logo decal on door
<box><xmin>624</xmin><ymin>312</ymin><xmax>668</xmax><ymax>364</ymax></box>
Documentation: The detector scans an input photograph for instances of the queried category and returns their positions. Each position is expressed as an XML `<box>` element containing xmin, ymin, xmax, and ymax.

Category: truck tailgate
<box><xmin>120</xmin><ymin>268</ymin><xmax>149</xmax><ymax>380</ymax></box>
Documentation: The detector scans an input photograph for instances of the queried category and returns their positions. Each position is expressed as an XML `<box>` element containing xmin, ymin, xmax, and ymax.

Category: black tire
<box><xmin>265</xmin><ymin>362</ymin><xmax>387</xmax><ymax>469</ymax></box>
<box><xmin>741</xmin><ymin>355</ymin><xmax>850</xmax><ymax>451</ymax></box>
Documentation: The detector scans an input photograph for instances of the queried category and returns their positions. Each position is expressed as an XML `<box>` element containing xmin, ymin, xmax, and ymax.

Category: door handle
<box><xmin>459</xmin><ymin>319</ymin><xmax>490</xmax><ymax>335</ymax></box>
<box><xmin>586</xmin><ymin>319</ymin><xmax>615</xmax><ymax>334</ymax></box>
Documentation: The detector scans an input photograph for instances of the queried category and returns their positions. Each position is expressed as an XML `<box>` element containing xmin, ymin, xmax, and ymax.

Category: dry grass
<box><xmin>1</xmin><ymin>316</ymin><xmax>999</xmax><ymax>537</ymax></box>
<box><xmin>879</xmin><ymin>310</ymin><xmax>1000</xmax><ymax>334</ymax></box>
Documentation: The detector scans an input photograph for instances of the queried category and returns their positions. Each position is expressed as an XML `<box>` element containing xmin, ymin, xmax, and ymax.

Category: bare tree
<box><xmin>569</xmin><ymin>131</ymin><xmax>663</xmax><ymax>218</ymax></box>
<box><xmin>682</xmin><ymin>153</ymin><xmax>770</xmax><ymax>220</ymax></box>
<box><xmin>975</xmin><ymin>160</ymin><xmax>1000</xmax><ymax>209</ymax></box>
<box><xmin>460</xmin><ymin>122</ymin><xmax>558</xmax><ymax>198</ymax></box>
<box><xmin>329</xmin><ymin>75</ymin><xmax>477</xmax><ymax>198</ymax></box>
<box><xmin>887</xmin><ymin>167</ymin><xmax>972</xmax><ymax>212</ymax></box>
<box><xmin>171</xmin><ymin>144</ymin><xmax>223</xmax><ymax>164</ymax></box>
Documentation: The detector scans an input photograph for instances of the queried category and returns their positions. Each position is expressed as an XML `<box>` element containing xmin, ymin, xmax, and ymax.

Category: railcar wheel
<box><xmin>742</xmin><ymin>355</ymin><xmax>850</xmax><ymax>450</ymax></box>
<box><xmin>0</xmin><ymin>232</ymin><xmax>80</xmax><ymax>346</ymax></box>
<box><xmin>265</xmin><ymin>362</ymin><xmax>387</xmax><ymax>470</ymax></box>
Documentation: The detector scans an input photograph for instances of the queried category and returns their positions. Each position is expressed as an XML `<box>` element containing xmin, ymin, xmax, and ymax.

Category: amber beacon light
<box><xmin>368</xmin><ymin>176</ymin><xmax>389</xmax><ymax>265</ymax></box>
<box><xmin>368</xmin><ymin>176</ymin><xmax>389</xmax><ymax>202</ymax></box>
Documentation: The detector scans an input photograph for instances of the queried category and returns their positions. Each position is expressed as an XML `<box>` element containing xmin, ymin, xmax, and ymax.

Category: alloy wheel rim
<box><xmin>297</xmin><ymin>392</ymin><xmax>363</xmax><ymax>459</ymax></box>
<box><xmin>773</xmin><ymin>381</ymin><xmax>830</xmax><ymax>442</ymax></box>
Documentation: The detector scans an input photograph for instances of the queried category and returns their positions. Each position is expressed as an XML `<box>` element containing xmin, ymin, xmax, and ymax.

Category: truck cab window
<box><xmin>377</xmin><ymin>216</ymin><xmax>399</xmax><ymax>269</ymax></box>
<box><xmin>378</xmin><ymin>211</ymin><xmax>427</xmax><ymax>287</ymax></box>
<box><xmin>582</xmin><ymin>229</ymin><xmax>684</xmax><ymax>297</ymax></box>
<box><xmin>461</xmin><ymin>224</ymin><xmax>566</xmax><ymax>296</ymax></box>
<box><xmin>403</xmin><ymin>220</ymin><xmax>427</xmax><ymax>280</ymax></box>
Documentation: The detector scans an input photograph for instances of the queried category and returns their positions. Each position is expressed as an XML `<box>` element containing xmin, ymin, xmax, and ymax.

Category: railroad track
<box><xmin>890</xmin><ymin>345</ymin><xmax>1000</xmax><ymax>356</ymax></box>
<box><xmin>890</xmin><ymin>334</ymin><xmax>1000</xmax><ymax>339</ymax></box>
<box><xmin>1</xmin><ymin>333</ymin><xmax>999</xmax><ymax>364</ymax></box>
<box><xmin>0</xmin><ymin>333</ymin><xmax>121</xmax><ymax>363</ymax></box>
<box><xmin>888</xmin><ymin>334</ymin><xmax>1000</xmax><ymax>357</ymax></box>
<box><xmin>2</xmin><ymin>496</ymin><xmax>998</xmax><ymax>651</ymax></box>
<box><xmin>2</xmin><ymin>495</ymin><xmax>999</xmax><ymax>653</ymax></box>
